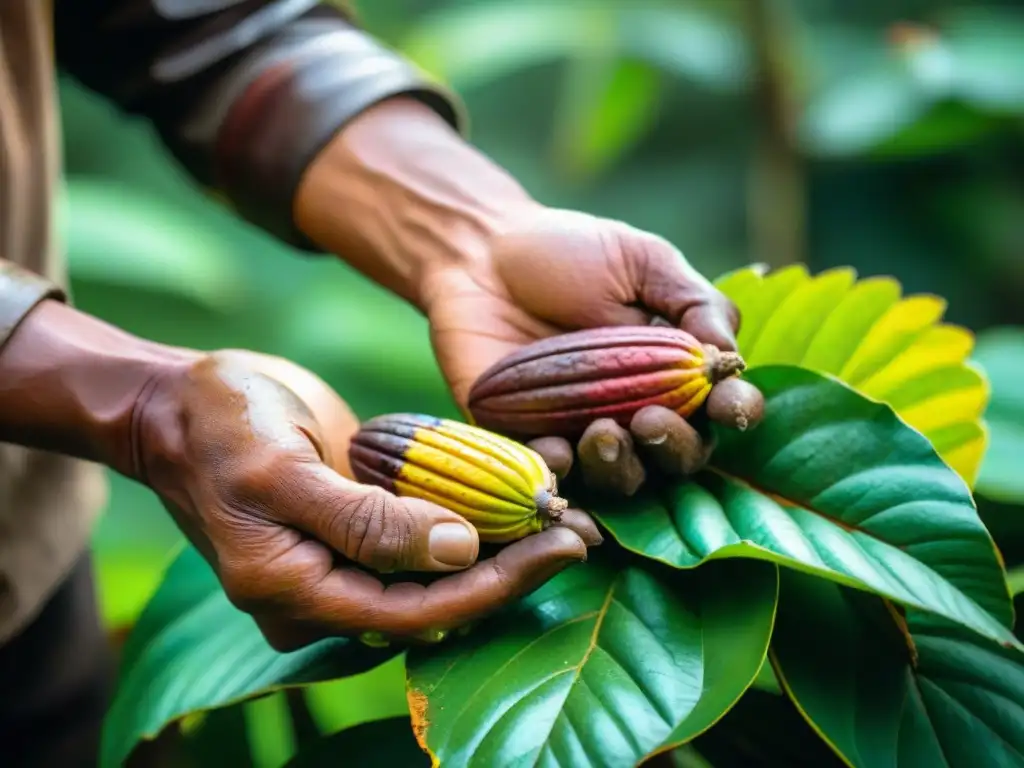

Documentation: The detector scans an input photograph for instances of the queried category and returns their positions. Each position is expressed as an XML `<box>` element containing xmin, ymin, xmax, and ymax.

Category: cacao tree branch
<box><xmin>744</xmin><ymin>0</ymin><xmax>807</xmax><ymax>269</ymax></box>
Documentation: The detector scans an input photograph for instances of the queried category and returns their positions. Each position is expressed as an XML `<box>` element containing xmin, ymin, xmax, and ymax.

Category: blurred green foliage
<box><xmin>55</xmin><ymin>0</ymin><xmax>1024</xmax><ymax>764</ymax></box>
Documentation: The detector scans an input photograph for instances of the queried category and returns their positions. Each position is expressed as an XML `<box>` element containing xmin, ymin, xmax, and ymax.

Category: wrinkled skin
<box><xmin>423</xmin><ymin>207</ymin><xmax>758</xmax><ymax>494</ymax></box>
<box><xmin>135</xmin><ymin>350</ymin><xmax>597</xmax><ymax>651</ymax></box>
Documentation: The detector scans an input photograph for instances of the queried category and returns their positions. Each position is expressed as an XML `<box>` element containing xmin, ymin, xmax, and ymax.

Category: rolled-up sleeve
<box><xmin>0</xmin><ymin>260</ymin><xmax>66</xmax><ymax>352</ymax></box>
<box><xmin>53</xmin><ymin>0</ymin><xmax>467</xmax><ymax>248</ymax></box>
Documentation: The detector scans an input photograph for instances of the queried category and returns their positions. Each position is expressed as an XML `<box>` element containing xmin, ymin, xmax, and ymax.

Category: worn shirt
<box><xmin>0</xmin><ymin>0</ymin><xmax>462</xmax><ymax>643</ymax></box>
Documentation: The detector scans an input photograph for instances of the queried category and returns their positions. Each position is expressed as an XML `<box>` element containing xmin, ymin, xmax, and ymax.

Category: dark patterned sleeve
<box><xmin>53</xmin><ymin>0</ymin><xmax>467</xmax><ymax>249</ymax></box>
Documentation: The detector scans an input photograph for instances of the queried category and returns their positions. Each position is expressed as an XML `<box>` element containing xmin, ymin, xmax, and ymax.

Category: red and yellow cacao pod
<box><xmin>467</xmin><ymin>326</ymin><xmax>746</xmax><ymax>439</ymax></box>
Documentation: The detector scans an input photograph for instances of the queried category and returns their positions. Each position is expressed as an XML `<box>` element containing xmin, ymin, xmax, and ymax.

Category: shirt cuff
<box><xmin>0</xmin><ymin>262</ymin><xmax>67</xmax><ymax>352</ymax></box>
<box><xmin>211</xmin><ymin>18</ymin><xmax>468</xmax><ymax>251</ymax></box>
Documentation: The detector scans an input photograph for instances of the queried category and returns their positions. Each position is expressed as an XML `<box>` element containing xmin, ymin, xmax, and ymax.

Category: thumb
<box><xmin>277</xmin><ymin>463</ymin><xmax>481</xmax><ymax>574</ymax></box>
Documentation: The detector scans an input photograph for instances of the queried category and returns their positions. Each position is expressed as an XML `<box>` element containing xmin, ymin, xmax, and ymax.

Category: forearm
<box><xmin>0</xmin><ymin>267</ymin><xmax>196</xmax><ymax>476</ymax></box>
<box><xmin>55</xmin><ymin>1</ymin><xmax>464</xmax><ymax>249</ymax></box>
<box><xmin>294</xmin><ymin>97</ymin><xmax>538</xmax><ymax>309</ymax></box>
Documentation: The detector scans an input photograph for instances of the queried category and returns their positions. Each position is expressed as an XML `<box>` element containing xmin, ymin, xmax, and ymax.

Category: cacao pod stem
<box><xmin>702</xmin><ymin>344</ymin><xmax>747</xmax><ymax>383</ymax></box>
<box><xmin>536</xmin><ymin>489</ymin><xmax>569</xmax><ymax>523</ymax></box>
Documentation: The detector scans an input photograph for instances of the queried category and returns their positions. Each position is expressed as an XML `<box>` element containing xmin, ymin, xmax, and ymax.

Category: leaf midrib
<box><xmin>422</xmin><ymin>590</ymin><xmax>615</xmax><ymax>759</ymax></box>
<box><xmin>527</xmin><ymin>583</ymin><xmax>617</xmax><ymax>768</ymax></box>
<box><xmin>625</xmin><ymin>471</ymin><xmax>1015</xmax><ymax>644</ymax></box>
<box><xmin>705</xmin><ymin>464</ymin><xmax>1011</xmax><ymax>622</ymax></box>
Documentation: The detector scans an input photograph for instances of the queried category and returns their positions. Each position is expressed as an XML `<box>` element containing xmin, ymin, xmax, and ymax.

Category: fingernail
<box><xmin>642</xmin><ymin>432</ymin><xmax>668</xmax><ymax>446</ymax></box>
<box><xmin>596</xmin><ymin>435</ymin><xmax>620</xmax><ymax>463</ymax></box>
<box><xmin>429</xmin><ymin>523</ymin><xmax>476</xmax><ymax>567</ymax></box>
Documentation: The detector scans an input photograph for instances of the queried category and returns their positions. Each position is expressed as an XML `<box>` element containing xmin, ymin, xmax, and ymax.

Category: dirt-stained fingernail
<box><xmin>429</xmin><ymin>522</ymin><xmax>477</xmax><ymax>567</ymax></box>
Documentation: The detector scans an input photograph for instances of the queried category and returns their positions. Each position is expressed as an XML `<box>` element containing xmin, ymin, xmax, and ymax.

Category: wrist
<box><xmin>294</xmin><ymin>96</ymin><xmax>539</xmax><ymax>310</ymax></box>
<box><xmin>0</xmin><ymin>300</ymin><xmax>200</xmax><ymax>476</ymax></box>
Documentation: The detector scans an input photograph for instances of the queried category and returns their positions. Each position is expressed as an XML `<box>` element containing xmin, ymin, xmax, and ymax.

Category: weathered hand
<box><xmin>133</xmin><ymin>350</ymin><xmax>596</xmax><ymax>651</ymax></box>
<box><xmin>422</xmin><ymin>206</ymin><xmax>761</xmax><ymax>495</ymax></box>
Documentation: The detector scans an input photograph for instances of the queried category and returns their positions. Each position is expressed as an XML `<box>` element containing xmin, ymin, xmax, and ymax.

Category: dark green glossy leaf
<box><xmin>974</xmin><ymin>327</ymin><xmax>1024</xmax><ymax>504</ymax></box>
<box><xmin>593</xmin><ymin>366</ymin><xmax>1016</xmax><ymax>648</ymax></box>
<box><xmin>285</xmin><ymin>717</ymin><xmax>428</xmax><ymax>768</ymax></box>
<box><xmin>689</xmin><ymin>688</ymin><xmax>844</xmax><ymax>768</ymax></box>
<box><xmin>406</xmin><ymin>558</ymin><xmax>778</xmax><ymax>768</ymax></box>
<box><xmin>771</xmin><ymin>570</ymin><xmax>1024</xmax><ymax>767</ymax></box>
<box><xmin>100</xmin><ymin>546</ymin><xmax>398</xmax><ymax>768</ymax></box>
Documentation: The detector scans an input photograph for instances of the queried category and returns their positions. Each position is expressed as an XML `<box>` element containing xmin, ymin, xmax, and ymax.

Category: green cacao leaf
<box><xmin>592</xmin><ymin>366</ymin><xmax>1016</xmax><ymax>648</ymax></box>
<box><xmin>714</xmin><ymin>264</ymin><xmax>988</xmax><ymax>486</ymax></box>
<box><xmin>100</xmin><ymin>546</ymin><xmax>398</xmax><ymax>768</ymax></box>
<box><xmin>406</xmin><ymin>558</ymin><xmax>778</xmax><ymax>768</ymax></box>
<box><xmin>770</xmin><ymin>570</ymin><xmax>1024</xmax><ymax>768</ymax></box>
<box><xmin>285</xmin><ymin>717</ymin><xmax>428</xmax><ymax>768</ymax></box>
<box><xmin>689</xmin><ymin>688</ymin><xmax>844</xmax><ymax>768</ymax></box>
<box><xmin>973</xmin><ymin>327</ymin><xmax>1024</xmax><ymax>504</ymax></box>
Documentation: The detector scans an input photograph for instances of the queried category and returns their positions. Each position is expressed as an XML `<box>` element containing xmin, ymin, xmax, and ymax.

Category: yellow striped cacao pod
<box><xmin>349</xmin><ymin>413</ymin><xmax>568</xmax><ymax>543</ymax></box>
<box><xmin>467</xmin><ymin>326</ymin><xmax>746</xmax><ymax>439</ymax></box>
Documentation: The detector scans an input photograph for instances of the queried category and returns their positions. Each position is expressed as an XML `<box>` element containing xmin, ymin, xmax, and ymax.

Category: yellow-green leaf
<box><xmin>715</xmin><ymin>264</ymin><xmax>989</xmax><ymax>486</ymax></box>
